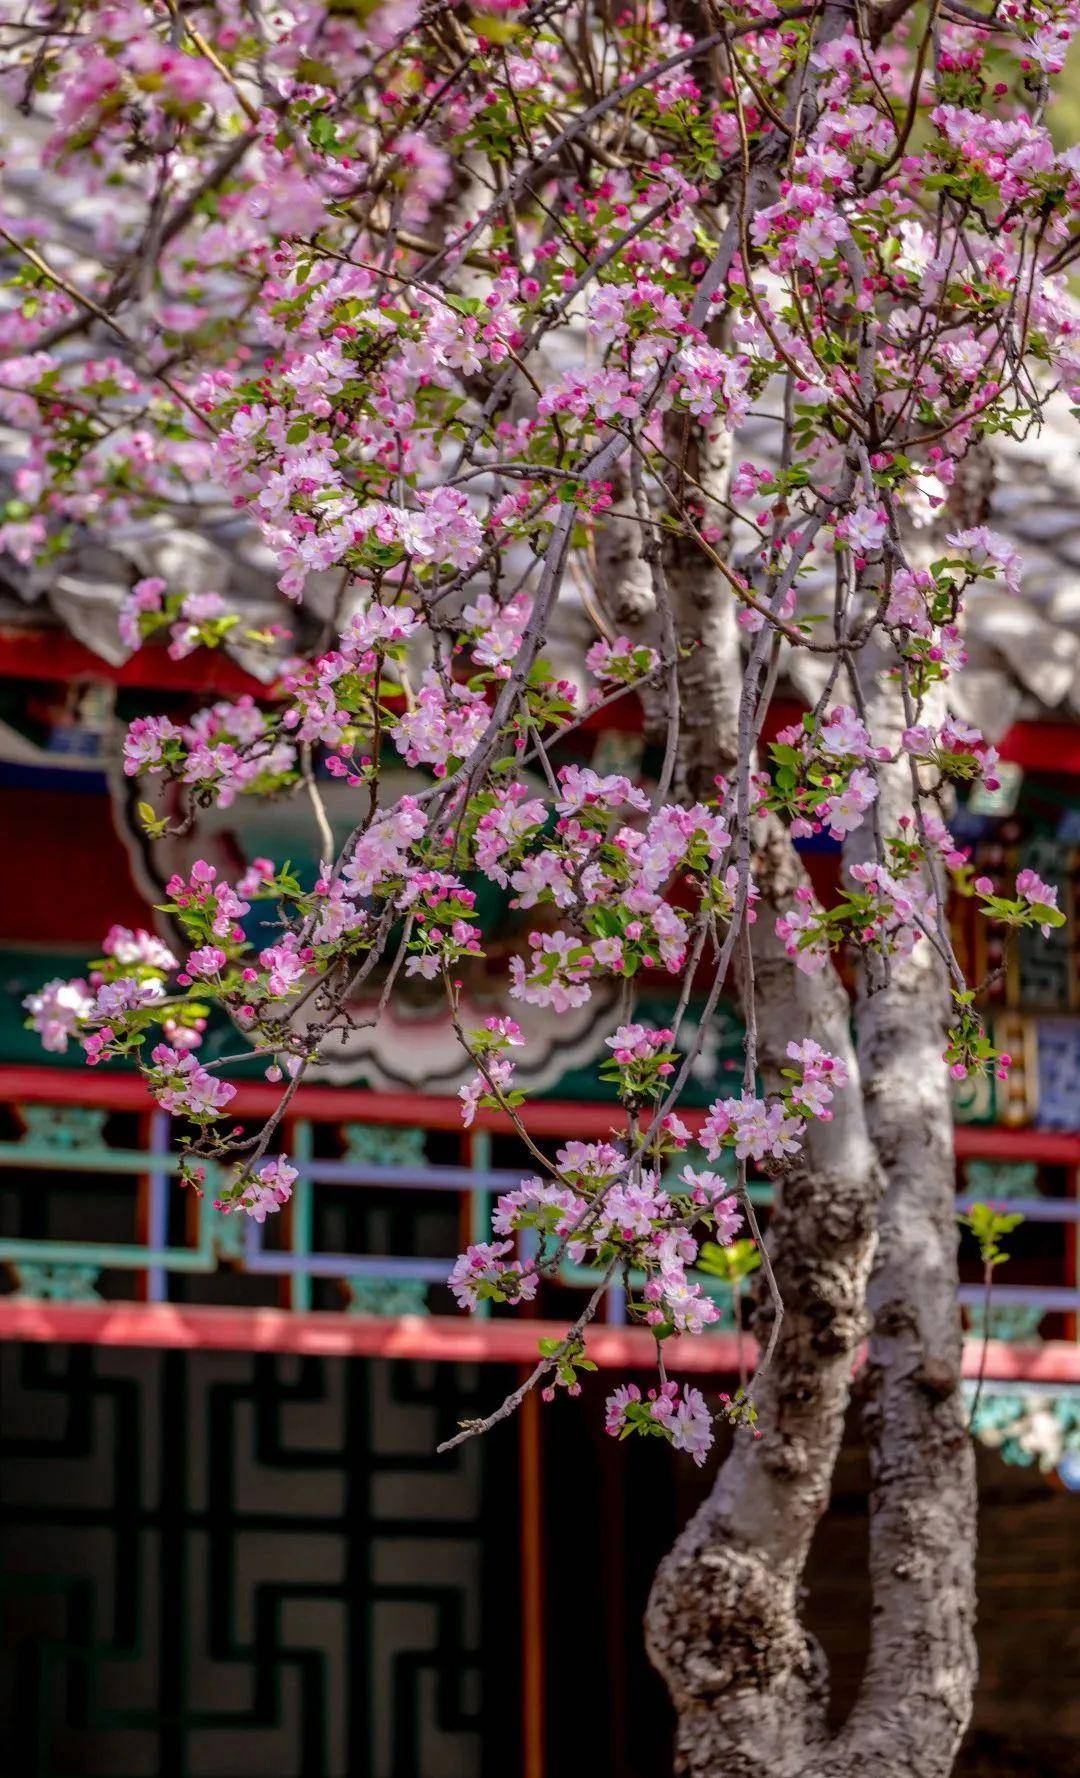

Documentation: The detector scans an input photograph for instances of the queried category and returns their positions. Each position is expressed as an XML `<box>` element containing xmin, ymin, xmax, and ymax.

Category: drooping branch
<box><xmin>4</xmin><ymin>16</ymin><xmax>1069</xmax><ymax>1776</ymax></box>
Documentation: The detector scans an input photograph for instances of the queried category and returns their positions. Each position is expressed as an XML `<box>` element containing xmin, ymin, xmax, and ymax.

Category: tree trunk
<box><xmin>643</xmin><ymin>593</ymin><xmax>978</xmax><ymax>1776</ymax></box>
<box><xmin>824</xmin><ymin>669</ymin><xmax>977</xmax><ymax>1778</ymax></box>
<box><xmin>645</xmin><ymin>813</ymin><xmax>880</xmax><ymax>1776</ymax></box>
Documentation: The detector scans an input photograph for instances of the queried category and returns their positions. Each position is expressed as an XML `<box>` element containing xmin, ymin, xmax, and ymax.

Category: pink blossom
<box><xmin>237</xmin><ymin>1157</ymin><xmax>299</xmax><ymax>1222</ymax></box>
<box><xmin>1016</xmin><ymin>867</ymin><xmax>1061</xmax><ymax>935</ymax></box>
<box><xmin>837</xmin><ymin>504</ymin><xmax>887</xmax><ymax>554</ymax></box>
<box><xmin>448</xmin><ymin>1241</ymin><xmax>538</xmax><ymax>1311</ymax></box>
<box><xmin>946</xmin><ymin>526</ymin><xmax>1023</xmax><ymax>592</ymax></box>
<box><xmin>259</xmin><ymin>937</ymin><xmax>307</xmax><ymax>997</ymax></box>
<box><xmin>23</xmin><ymin>978</ymin><xmax>94</xmax><ymax>1053</ymax></box>
<box><xmin>820</xmin><ymin>767</ymin><xmax>879</xmax><ymax>839</ymax></box>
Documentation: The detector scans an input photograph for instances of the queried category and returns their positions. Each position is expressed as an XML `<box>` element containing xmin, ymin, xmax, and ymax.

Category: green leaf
<box><xmin>1030</xmin><ymin>902</ymin><xmax>1066</xmax><ymax>929</ymax></box>
<box><xmin>137</xmin><ymin>801</ymin><xmax>169</xmax><ymax>838</ymax></box>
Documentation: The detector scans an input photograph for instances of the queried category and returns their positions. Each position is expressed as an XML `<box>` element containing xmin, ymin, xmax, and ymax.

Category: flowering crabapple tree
<box><xmin>4</xmin><ymin>0</ymin><xmax>1077</xmax><ymax>1770</ymax></box>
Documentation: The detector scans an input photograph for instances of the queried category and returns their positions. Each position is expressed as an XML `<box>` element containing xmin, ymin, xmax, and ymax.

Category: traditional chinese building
<box><xmin>0</xmin><ymin>429</ymin><xmax>1077</xmax><ymax>1775</ymax></box>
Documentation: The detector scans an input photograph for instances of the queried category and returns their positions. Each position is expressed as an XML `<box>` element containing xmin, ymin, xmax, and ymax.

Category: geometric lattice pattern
<box><xmin>0</xmin><ymin>1345</ymin><xmax>518</xmax><ymax>1777</ymax></box>
<box><xmin>0</xmin><ymin>1102</ymin><xmax>765</xmax><ymax>1331</ymax></box>
<box><xmin>2</xmin><ymin>1104</ymin><xmax>1075</xmax><ymax>1335</ymax></box>
<box><xmin>0</xmin><ymin>1107</ymin><xmax>509</xmax><ymax>1321</ymax></box>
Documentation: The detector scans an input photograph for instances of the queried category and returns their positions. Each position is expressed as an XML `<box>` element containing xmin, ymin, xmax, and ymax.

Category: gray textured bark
<box><xmin>645</xmin><ymin>811</ymin><xmax>881</xmax><ymax>1777</ymax></box>
<box><xmin>631</xmin><ymin>550</ymin><xmax>978</xmax><ymax>1776</ymax></box>
<box><xmin>827</xmin><ymin>669</ymin><xmax>977</xmax><ymax>1778</ymax></box>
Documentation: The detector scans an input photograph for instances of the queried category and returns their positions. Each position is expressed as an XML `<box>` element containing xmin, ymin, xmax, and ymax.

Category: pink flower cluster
<box><xmin>605</xmin><ymin>1381</ymin><xmax>715</xmax><ymax>1466</ymax></box>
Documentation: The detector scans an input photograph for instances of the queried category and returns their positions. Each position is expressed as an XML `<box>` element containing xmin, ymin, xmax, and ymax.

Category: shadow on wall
<box><xmin>801</xmin><ymin>1436</ymin><xmax>1080</xmax><ymax>1778</ymax></box>
<box><xmin>958</xmin><ymin>1732</ymin><xmax>1080</xmax><ymax>1778</ymax></box>
<box><xmin>547</xmin><ymin>1381</ymin><xmax>1080</xmax><ymax>1778</ymax></box>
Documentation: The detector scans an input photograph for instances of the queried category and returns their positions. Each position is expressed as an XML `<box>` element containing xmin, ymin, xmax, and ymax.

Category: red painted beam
<box><xmin>997</xmin><ymin>721</ymin><xmax>1080</xmax><ymax>776</ymax></box>
<box><xmin>964</xmin><ymin>1340</ymin><xmax>1080</xmax><ymax>1383</ymax></box>
<box><xmin>0</xmin><ymin>626</ymin><xmax>272</xmax><ymax>699</ymax></box>
<box><xmin>2</xmin><ymin>1065</ymin><xmax>1078</xmax><ymax>1153</ymax></box>
<box><xmin>953</xmin><ymin>1126</ymin><xmax>1080</xmax><ymax>1164</ymax></box>
<box><xmin>0</xmin><ymin>1063</ymin><xmax>644</xmax><ymax>1134</ymax></box>
<box><xmin>0</xmin><ymin>626</ymin><xmax>638</xmax><ymax>735</ymax></box>
<box><xmin>0</xmin><ymin>1301</ymin><xmax>742</xmax><ymax>1367</ymax></box>
<box><xmin>4</xmin><ymin>628</ymin><xmax>1080</xmax><ymax>768</ymax></box>
<box><xmin>0</xmin><ymin>1299</ymin><xmax>1077</xmax><ymax>1381</ymax></box>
